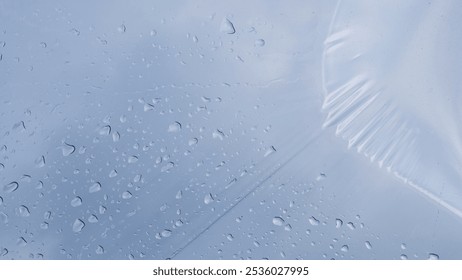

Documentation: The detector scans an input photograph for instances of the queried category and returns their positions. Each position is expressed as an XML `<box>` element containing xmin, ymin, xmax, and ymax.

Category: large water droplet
<box><xmin>18</xmin><ymin>205</ymin><xmax>30</xmax><ymax>217</ymax></box>
<box><xmin>109</xmin><ymin>169</ymin><xmax>118</xmax><ymax>178</ymax></box>
<box><xmin>96</xmin><ymin>245</ymin><xmax>105</xmax><ymax>255</ymax></box>
<box><xmin>89</xmin><ymin>182</ymin><xmax>102</xmax><ymax>193</ymax></box>
<box><xmin>98</xmin><ymin>125</ymin><xmax>111</xmax><ymax>136</ymax></box>
<box><xmin>161</xmin><ymin>229</ymin><xmax>172</xmax><ymax>238</ymax></box>
<box><xmin>122</xmin><ymin>191</ymin><xmax>132</xmax><ymax>199</ymax></box>
<box><xmin>168</xmin><ymin>121</ymin><xmax>182</xmax><ymax>132</ymax></box>
<box><xmin>88</xmin><ymin>214</ymin><xmax>99</xmax><ymax>223</ymax></box>
<box><xmin>35</xmin><ymin>155</ymin><xmax>46</xmax><ymax>168</ymax></box>
<box><xmin>428</xmin><ymin>253</ymin><xmax>439</xmax><ymax>260</ymax></box>
<box><xmin>128</xmin><ymin>156</ymin><xmax>138</xmax><ymax>164</ymax></box>
<box><xmin>272</xmin><ymin>216</ymin><xmax>285</xmax><ymax>226</ymax></box>
<box><xmin>61</xmin><ymin>143</ymin><xmax>75</xmax><ymax>156</ymax></box>
<box><xmin>3</xmin><ymin>182</ymin><xmax>19</xmax><ymax>193</ymax></box>
<box><xmin>71</xmin><ymin>196</ymin><xmax>82</xmax><ymax>207</ymax></box>
<box><xmin>220</xmin><ymin>18</ymin><xmax>236</xmax><ymax>34</ymax></box>
<box><xmin>309</xmin><ymin>216</ymin><xmax>320</xmax><ymax>226</ymax></box>
<box><xmin>204</xmin><ymin>193</ymin><xmax>214</xmax><ymax>204</ymax></box>
<box><xmin>72</xmin><ymin>219</ymin><xmax>85</xmax><ymax>233</ymax></box>
<box><xmin>335</xmin><ymin>218</ymin><xmax>343</xmax><ymax>228</ymax></box>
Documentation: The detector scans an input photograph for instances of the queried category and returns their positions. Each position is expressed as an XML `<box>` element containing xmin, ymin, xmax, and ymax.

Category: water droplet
<box><xmin>109</xmin><ymin>169</ymin><xmax>118</xmax><ymax>178</ymax></box>
<box><xmin>192</xmin><ymin>35</ymin><xmax>199</xmax><ymax>43</ymax></box>
<box><xmin>40</xmin><ymin>222</ymin><xmax>49</xmax><ymax>230</ymax></box>
<box><xmin>220</xmin><ymin>18</ymin><xmax>236</xmax><ymax>34</ymax></box>
<box><xmin>161</xmin><ymin>162</ymin><xmax>174</xmax><ymax>172</ymax></box>
<box><xmin>212</xmin><ymin>129</ymin><xmax>225</xmax><ymax>140</ymax></box>
<box><xmin>150</xmin><ymin>29</ymin><xmax>157</xmax><ymax>36</ymax></box>
<box><xmin>118</xmin><ymin>24</ymin><xmax>126</xmax><ymax>33</ymax></box>
<box><xmin>309</xmin><ymin>216</ymin><xmax>320</xmax><ymax>226</ymax></box>
<box><xmin>365</xmin><ymin>241</ymin><xmax>372</xmax><ymax>250</ymax></box>
<box><xmin>255</xmin><ymin>39</ymin><xmax>265</xmax><ymax>47</ymax></box>
<box><xmin>94</xmin><ymin>245</ymin><xmax>105</xmax><ymax>255</ymax></box>
<box><xmin>128</xmin><ymin>156</ymin><xmax>138</xmax><ymax>163</ymax></box>
<box><xmin>335</xmin><ymin>218</ymin><xmax>343</xmax><ymax>228</ymax></box>
<box><xmin>122</xmin><ymin>191</ymin><xmax>132</xmax><ymax>199</ymax></box>
<box><xmin>17</xmin><ymin>237</ymin><xmax>27</xmax><ymax>247</ymax></box>
<box><xmin>400</xmin><ymin>243</ymin><xmax>407</xmax><ymax>250</ymax></box>
<box><xmin>99</xmin><ymin>205</ymin><xmax>107</xmax><ymax>214</ymax></box>
<box><xmin>264</xmin><ymin>146</ymin><xmax>276</xmax><ymax>157</ymax></box>
<box><xmin>347</xmin><ymin>222</ymin><xmax>356</xmax><ymax>230</ymax></box>
<box><xmin>0</xmin><ymin>196</ymin><xmax>3</xmax><ymax>205</ymax></box>
<box><xmin>400</xmin><ymin>254</ymin><xmax>408</xmax><ymax>260</ymax></box>
<box><xmin>0</xmin><ymin>212</ymin><xmax>8</xmax><ymax>223</ymax></box>
<box><xmin>18</xmin><ymin>205</ymin><xmax>30</xmax><ymax>217</ymax></box>
<box><xmin>428</xmin><ymin>253</ymin><xmax>439</xmax><ymax>260</ymax></box>
<box><xmin>87</xmin><ymin>214</ymin><xmax>98</xmax><ymax>223</ymax></box>
<box><xmin>161</xmin><ymin>229</ymin><xmax>172</xmax><ymax>238</ymax></box>
<box><xmin>3</xmin><ymin>182</ymin><xmax>19</xmax><ymax>193</ymax></box>
<box><xmin>1</xmin><ymin>248</ymin><xmax>8</xmax><ymax>256</ymax></box>
<box><xmin>168</xmin><ymin>121</ymin><xmax>182</xmax><ymax>132</ymax></box>
<box><xmin>272</xmin><ymin>216</ymin><xmax>285</xmax><ymax>226</ymax></box>
<box><xmin>175</xmin><ymin>190</ymin><xmax>183</xmax><ymax>199</ymax></box>
<box><xmin>71</xmin><ymin>196</ymin><xmax>82</xmax><ymax>207</ymax></box>
<box><xmin>284</xmin><ymin>224</ymin><xmax>293</xmax><ymax>231</ymax></box>
<box><xmin>112</xmin><ymin>132</ymin><xmax>120</xmax><ymax>142</ymax></box>
<box><xmin>341</xmin><ymin>245</ymin><xmax>349</xmax><ymax>252</ymax></box>
<box><xmin>204</xmin><ymin>193</ymin><xmax>214</xmax><ymax>204</ymax></box>
<box><xmin>72</xmin><ymin>219</ymin><xmax>85</xmax><ymax>233</ymax></box>
<box><xmin>226</xmin><ymin>234</ymin><xmax>234</xmax><ymax>241</ymax></box>
<box><xmin>98</xmin><ymin>125</ymin><xmax>111</xmax><ymax>135</ymax></box>
<box><xmin>35</xmin><ymin>155</ymin><xmax>45</xmax><ymax>168</ymax></box>
<box><xmin>188</xmin><ymin>138</ymin><xmax>198</xmax><ymax>146</ymax></box>
<box><xmin>61</xmin><ymin>143</ymin><xmax>75</xmax><ymax>156</ymax></box>
<box><xmin>89</xmin><ymin>182</ymin><xmax>102</xmax><ymax>193</ymax></box>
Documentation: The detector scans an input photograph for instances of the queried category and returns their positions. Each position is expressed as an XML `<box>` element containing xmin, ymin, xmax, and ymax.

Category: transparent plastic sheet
<box><xmin>323</xmin><ymin>0</ymin><xmax>462</xmax><ymax>218</ymax></box>
<box><xmin>0</xmin><ymin>0</ymin><xmax>461</xmax><ymax>260</ymax></box>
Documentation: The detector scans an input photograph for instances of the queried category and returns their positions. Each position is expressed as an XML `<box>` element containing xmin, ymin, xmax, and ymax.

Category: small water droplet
<box><xmin>161</xmin><ymin>162</ymin><xmax>174</xmax><ymax>172</ymax></box>
<box><xmin>17</xmin><ymin>237</ymin><xmax>27</xmax><ymax>247</ymax></box>
<box><xmin>72</xmin><ymin>219</ymin><xmax>85</xmax><ymax>233</ymax></box>
<box><xmin>255</xmin><ymin>39</ymin><xmax>265</xmax><ymax>47</ymax></box>
<box><xmin>118</xmin><ymin>24</ymin><xmax>126</xmax><ymax>33</ymax></box>
<box><xmin>128</xmin><ymin>156</ymin><xmax>138</xmax><ymax>163</ymax></box>
<box><xmin>220</xmin><ymin>18</ymin><xmax>236</xmax><ymax>34</ymax></box>
<box><xmin>99</xmin><ymin>205</ymin><xmax>107</xmax><ymax>214</ymax></box>
<box><xmin>40</xmin><ymin>222</ymin><xmax>49</xmax><ymax>230</ymax></box>
<box><xmin>61</xmin><ymin>143</ymin><xmax>75</xmax><ymax>156</ymax></box>
<box><xmin>0</xmin><ymin>212</ymin><xmax>8</xmax><ymax>223</ymax></box>
<box><xmin>309</xmin><ymin>216</ymin><xmax>320</xmax><ymax>226</ymax></box>
<box><xmin>1</xmin><ymin>248</ymin><xmax>8</xmax><ymax>256</ymax></box>
<box><xmin>161</xmin><ymin>229</ymin><xmax>172</xmax><ymax>238</ymax></box>
<box><xmin>150</xmin><ymin>29</ymin><xmax>157</xmax><ymax>36</ymax></box>
<box><xmin>188</xmin><ymin>138</ymin><xmax>198</xmax><ymax>146</ymax></box>
<box><xmin>89</xmin><ymin>182</ymin><xmax>102</xmax><ymax>193</ymax></box>
<box><xmin>347</xmin><ymin>222</ymin><xmax>356</xmax><ymax>230</ymax></box>
<box><xmin>365</xmin><ymin>241</ymin><xmax>372</xmax><ymax>250</ymax></box>
<box><xmin>71</xmin><ymin>196</ymin><xmax>82</xmax><ymax>207</ymax></box>
<box><xmin>400</xmin><ymin>254</ymin><xmax>408</xmax><ymax>260</ymax></box>
<box><xmin>175</xmin><ymin>190</ymin><xmax>183</xmax><ymax>199</ymax></box>
<box><xmin>168</xmin><ymin>121</ymin><xmax>182</xmax><ymax>132</ymax></box>
<box><xmin>284</xmin><ymin>224</ymin><xmax>292</xmax><ymax>231</ymax></box>
<box><xmin>18</xmin><ymin>205</ymin><xmax>30</xmax><ymax>217</ymax></box>
<box><xmin>3</xmin><ymin>182</ymin><xmax>19</xmax><ymax>193</ymax></box>
<box><xmin>112</xmin><ymin>132</ymin><xmax>120</xmax><ymax>142</ymax></box>
<box><xmin>212</xmin><ymin>129</ymin><xmax>225</xmax><ymax>140</ymax></box>
<box><xmin>204</xmin><ymin>193</ymin><xmax>214</xmax><ymax>204</ymax></box>
<box><xmin>428</xmin><ymin>253</ymin><xmax>439</xmax><ymax>260</ymax></box>
<box><xmin>88</xmin><ymin>214</ymin><xmax>99</xmax><ymax>223</ymax></box>
<box><xmin>0</xmin><ymin>196</ymin><xmax>3</xmax><ymax>205</ymax></box>
<box><xmin>335</xmin><ymin>218</ymin><xmax>343</xmax><ymax>228</ymax></box>
<box><xmin>35</xmin><ymin>155</ymin><xmax>46</xmax><ymax>168</ymax></box>
<box><xmin>226</xmin><ymin>234</ymin><xmax>234</xmax><ymax>241</ymax></box>
<box><xmin>109</xmin><ymin>169</ymin><xmax>118</xmax><ymax>178</ymax></box>
<box><xmin>264</xmin><ymin>146</ymin><xmax>276</xmax><ymax>157</ymax></box>
<box><xmin>272</xmin><ymin>216</ymin><xmax>285</xmax><ymax>226</ymax></box>
<box><xmin>192</xmin><ymin>35</ymin><xmax>199</xmax><ymax>43</ymax></box>
<box><xmin>341</xmin><ymin>245</ymin><xmax>349</xmax><ymax>252</ymax></box>
<box><xmin>400</xmin><ymin>243</ymin><xmax>407</xmax><ymax>250</ymax></box>
<box><xmin>96</xmin><ymin>245</ymin><xmax>105</xmax><ymax>254</ymax></box>
<box><xmin>122</xmin><ymin>191</ymin><xmax>132</xmax><ymax>199</ymax></box>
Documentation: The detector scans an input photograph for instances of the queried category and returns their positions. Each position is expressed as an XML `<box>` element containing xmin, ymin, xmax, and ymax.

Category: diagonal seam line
<box><xmin>169</xmin><ymin>132</ymin><xmax>322</xmax><ymax>259</ymax></box>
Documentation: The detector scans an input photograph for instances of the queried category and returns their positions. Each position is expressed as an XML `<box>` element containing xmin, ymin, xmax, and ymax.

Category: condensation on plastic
<box><xmin>0</xmin><ymin>0</ymin><xmax>461</xmax><ymax>260</ymax></box>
